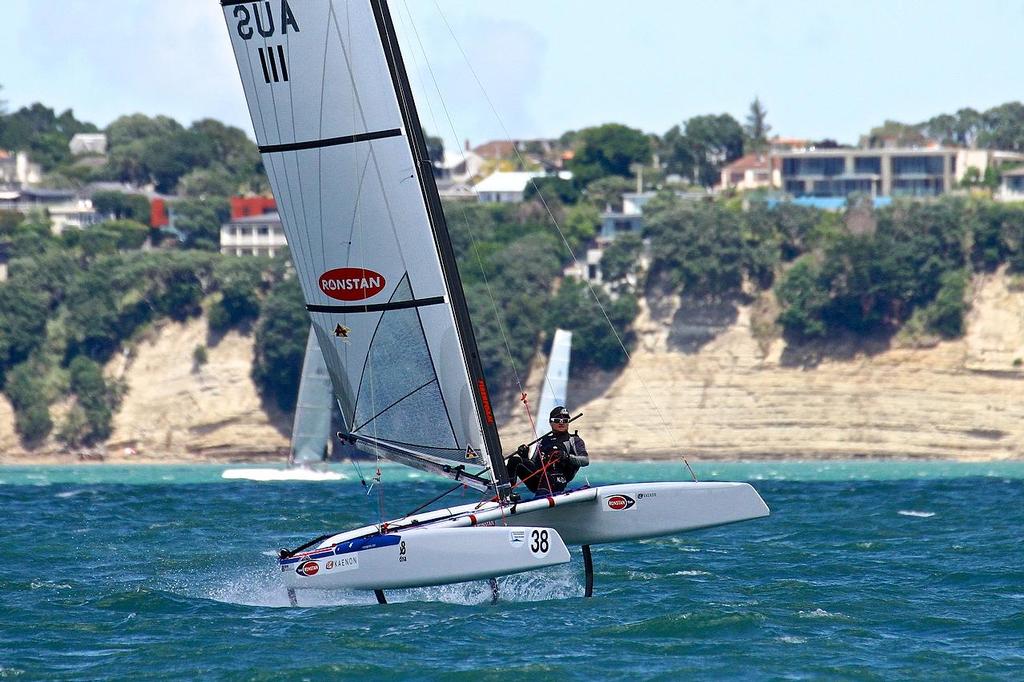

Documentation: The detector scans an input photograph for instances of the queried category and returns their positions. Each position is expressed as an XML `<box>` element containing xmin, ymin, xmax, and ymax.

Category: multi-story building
<box><xmin>775</xmin><ymin>146</ymin><xmax>1024</xmax><ymax>200</ymax></box>
<box><xmin>220</xmin><ymin>211</ymin><xmax>287</xmax><ymax>257</ymax></box>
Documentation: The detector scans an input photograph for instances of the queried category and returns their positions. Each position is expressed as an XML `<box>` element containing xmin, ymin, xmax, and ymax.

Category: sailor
<box><xmin>506</xmin><ymin>406</ymin><xmax>589</xmax><ymax>496</ymax></box>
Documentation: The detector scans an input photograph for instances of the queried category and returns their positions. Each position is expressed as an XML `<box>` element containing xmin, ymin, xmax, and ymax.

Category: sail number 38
<box><xmin>529</xmin><ymin>529</ymin><xmax>549</xmax><ymax>556</ymax></box>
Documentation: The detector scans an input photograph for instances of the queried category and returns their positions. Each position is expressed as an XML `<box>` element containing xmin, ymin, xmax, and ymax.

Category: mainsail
<box><xmin>221</xmin><ymin>0</ymin><xmax>508</xmax><ymax>494</ymax></box>
<box><xmin>289</xmin><ymin>325</ymin><xmax>334</xmax><ymax>465</ymax></box>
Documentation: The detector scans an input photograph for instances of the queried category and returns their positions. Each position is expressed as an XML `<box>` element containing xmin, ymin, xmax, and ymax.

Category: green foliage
<box><xmin>0</xmin><ymin>102</ymin><xmax>97</xmax><ymax>170</ymax></box>
<box><xmin>177</xmin><ymin>167</ymin><xmax>238</xmax><ymax>198</ymax></box>
<box><xmin>923</xmin><ymin>269</ymin><xmax>970</xmax><ymax>338</ymax></box>
<box><xmin>209</xmin><ymin>257</ymin><xmax>267</xmax><ymax>330</ymax></box>
<box><xmin>104</xmin><ymin>114</ymin><xmax>263</xmax><ymax>193</ymax></box>
<box><xmin>600</xmin><ymin>233</ymin><xmax>643</xmax><ymax>284</ymax></box>
<box><xmin>0</xmin><ymin>210</ymin><xmax>22</xmax><ymax>235</ymax></box>
<box><xmin>92</xmin><ymin>191</ymin><xmax>152</xmax><ymax>223</ymax></box>
<box><xmin>252</xmin><ymin>276</ymin><xmax>308</xmax><ymax>411</ymax></box>
<box><xmin>569</xmin><ymin>124</ymin><xmax>651</xmax><ymax>186</ymax></box>
<box><xmin>644</xmin><ymin>200</ymin><xmax>747</xmax><ymax>295</ymax></box>
<box><xmin>561</xmin><ymin>204</ymin><xmax>600</xmax><ymax>252</ymax></box>
<box><xmin>744</xmin><ymin>97</ymin><xmax>771</xmax><ymax>154</ymax></box>
<box><xmin>544</xmin><ymin>279</ymin><xmax>638</xmax><ymax>371</ymax></box>
<box><xmin>583</xmin><ymin>176</ymin><xmax>634</xmax><ymax>211</ymax></box>
<box><xmin>4</xmin><ymin>361</ymin><xmax>52</xmax><ymax>444</ymax></box>
<box><xmin>173</xmin><ymin>197</ymin><xmax>231</xmax><ymax>251</ymax></box>
<box><xmin>193</xmin><ymin>344</ymin><xmax>209</xmax><ymax>367</ymax></box>
<box><xmin>67</xmin><ymin>356</ymin><xmax>114</xmax><ymax>444</ymax></box>
<box><xmin>523</xmin><ymin>176</ymin><xmax>580</xmax><ymax>205</ymax></box>
<box><xmin>0</xmin><ymin>279</ymin><xmax>51</xmax><ymax>383</ymax></box>
<box><xmin>775</xmin><ymin>258</ymin><xmax>829</xmax><ymax>340</ymax></box>
<box><xmin>682</xmin><ymin>114</ymin><xmax>745</xmax><ymax>187</ymax></box>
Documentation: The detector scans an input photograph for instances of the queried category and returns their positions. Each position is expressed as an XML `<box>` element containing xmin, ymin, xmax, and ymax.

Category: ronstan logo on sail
<box><xmin>319</xmin><ymin>268</ymin><xmax>386</xmax><ymax>301</ymax></box>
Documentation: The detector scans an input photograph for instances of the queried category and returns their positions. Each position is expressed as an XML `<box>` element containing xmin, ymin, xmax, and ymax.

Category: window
<box><xmin>854</xmin><ymin>156</ymin><xmax>881</xmax><ymax>175</ymax></box>
<box><xmin>892</xmin><ymin>156</ymin><xmax>944</xmax><ymax>176</ymax></box>
<box><xmin>257</xmin><ymin>226</ymin><xmax>270</xmax><ymax>236</ymax></box>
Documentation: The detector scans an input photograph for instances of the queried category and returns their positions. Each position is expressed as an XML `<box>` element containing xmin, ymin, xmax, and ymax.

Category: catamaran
<box><xmin>220</xmin><ymin>0</ymin><xmax>768</xmax><ymax>603</ymax></box>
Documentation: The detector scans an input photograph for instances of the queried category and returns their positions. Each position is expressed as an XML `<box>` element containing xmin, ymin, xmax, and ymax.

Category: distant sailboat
<box><xmin>535</xmin><ymin>329</ymin><xmax>573</xmax><ymax>440</ymax></box>
<box><xmin>220</xmin><ymin>0</ymin><xmax>768</xmax><ymax>602</ymax></box>
<box><xmin>222</xmin><ymin>326</ymin><xmax>342</xmax><ymax>481</ymax></box>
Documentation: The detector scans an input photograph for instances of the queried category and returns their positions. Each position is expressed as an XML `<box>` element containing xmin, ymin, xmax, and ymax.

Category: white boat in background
<box><xmin>534</xmin><ymin>329</ymin><xmax>573</xmax><ymax>440</ymax></box>
<box><xmin>219</xmin><ymin>0</ymin><xmax>768</xmax><ymax>603</ymax></box>
<box><xmin>222</xmin><ymin>326</ymin><xmax>343</xmax><ymax>482</ymax></box>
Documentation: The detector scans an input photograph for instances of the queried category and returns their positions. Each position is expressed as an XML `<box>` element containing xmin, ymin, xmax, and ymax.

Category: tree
<box><xmin>252</xmin><ymin>276</ymin><xmax>308</xmax><ymax>411</ymax></box>
<box><xmin>660</xmin><ymin>124</ymin><xmax>696</xmax><ymax>179</ymax></box>
<box><xmin>92</xmin><ymin>191</ymin><xmax>152</xmax><ymax>223</ymax></box>
<box><xmin>569</xmin><ymin>124</ymin><xmax>651</xmax><ymax>186</ymax></box>
<box><xmin>600</xmin><ymin>232</ymin><xmax>642</xmax><ymax>285</ymax></box>
<box><xmin>544</xmin><ymin>279</ymin><xmax>637</xmax><ymax>371</ymax></box>
<box><xmin>523</xmin><ymin>176</ymin><xmax>580</xmax><ymax>205</ymax></box>
<box><xmin>561</xmin><ymin>204</ymin><xmax>600</xmax><ymax>252</ymax></box>
<box><xmin>744</xmin><ymin>97</ymin><xmax>771</xmax><ymax>154</ymax></box>
<box><xmin>424</xmin><ymin>133</ymin><xmax>445</xmax><ymax>172</ymax></box>
<box><xmin>682</xmin><ymin>114</ymin><xmax>745</xmax><ymax>187</ymax></box>
<box><xmin>582</xmin><ymin>176</ymin><xmax>633</xmax><ymax>212</ymax></box>
<box><xmin>863</xmin><ymin>120</ymin><xmax>926</xmax><ymax>148</ymax></box>
<box><xmin>173</xmin><ymin>197</ymin><xmax>230</xmax><ymax>251</ymax></box>
<box><xmin>177</xmin><ymin>167</ymin><xmax>237</xmax><ymax>198</ymax></box>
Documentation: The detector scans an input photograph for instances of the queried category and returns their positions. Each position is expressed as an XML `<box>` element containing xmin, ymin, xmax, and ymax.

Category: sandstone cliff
<box><xmin>2</xmin><ymin>271</ymin><xmax>1022</xmax><ymax>462</ymax></box>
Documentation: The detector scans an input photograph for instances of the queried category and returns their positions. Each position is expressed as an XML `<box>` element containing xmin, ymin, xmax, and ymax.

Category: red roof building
<box><xmin>230</xmin><ymin>196</ymin><xmax>277</xmax><ymax>220</ymax></box>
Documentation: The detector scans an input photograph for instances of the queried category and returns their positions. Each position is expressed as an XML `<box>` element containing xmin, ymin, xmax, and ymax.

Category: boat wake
<box><xmin>188</xmin><ymin>564</ymin><xmax>581</xmax><ymax>608</ymax></box>
<box><xmin>221</xmin><ymin>468</ymin><xmax>345</xmax><ymax>482</ymax></box>
<box><xmin>897</xmin><ymin>510</ymin><xmax>936</xmax><ymax>518</ymax></box>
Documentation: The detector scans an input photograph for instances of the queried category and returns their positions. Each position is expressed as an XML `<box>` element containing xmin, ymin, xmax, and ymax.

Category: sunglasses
<box><xmin>550</xmin><ymin>417</ymin><xmax>569</xmax><ymax>424</ymax></box>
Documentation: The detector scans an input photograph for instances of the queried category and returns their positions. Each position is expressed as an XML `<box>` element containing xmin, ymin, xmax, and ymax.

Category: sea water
<box><xmin>2</xmin><ymin>461</ymin><xmax>1023</xmax><ymax>679</ymax></box>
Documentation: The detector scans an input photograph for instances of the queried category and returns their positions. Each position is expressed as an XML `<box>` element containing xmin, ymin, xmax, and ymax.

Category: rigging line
<box><xmin>316</xmin><ymin>1</ymin><xmax>332</xmax><ymax>274</ymax></box>
<box><xmin>431</xmin><ymin>1</ymin><xmax>696</xmax><ymax>480</ymax></box>
<box><xmin>398</xmin><ymin>0</ymin><xmax>532</xmax><ymax>416</ymax></box>
<box><xmin>393</xmin><ymin>2</ymin><xmax>508</xmax><ymax>477</ymax></box>
<box><xmin>333</xmin><ymin>0</ymin><xmax>385</xmax><ymax>519</ymax></box>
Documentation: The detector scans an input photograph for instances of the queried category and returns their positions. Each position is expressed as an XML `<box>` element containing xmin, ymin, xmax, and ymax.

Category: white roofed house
<box><xmin>472</xmin><ymin>171</ymin><xmax>544</xmax><ymax>203</ymax></box>
<box><xmin>69</xmin><ymin>133</ymin><xmax>108</xmax><ymax>157</ymax></box>
<box><xmin>0</xmin><ymin>151</ymin><xmax>42</xmax><ymax>188</ymax></box>
<box><xmin>220</xmin><ymin>211</ymin><xmax>287</xmax><ymax>257</ymax></box>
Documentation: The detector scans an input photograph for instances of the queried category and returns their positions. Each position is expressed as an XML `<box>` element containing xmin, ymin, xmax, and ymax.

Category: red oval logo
<box><xmin>297</xmin><ymin>561</ymin><xmax>320</xmax><ymax>577</ymax></box>
<box><xmin>318</xmin><ymin>268</ymin><xmax>386</xmax><ymax>301</ymax></box>
<box><xmin>606</xmin><ymin>495</ymin><xmax>635</xmax><ymax>511</ymax></box>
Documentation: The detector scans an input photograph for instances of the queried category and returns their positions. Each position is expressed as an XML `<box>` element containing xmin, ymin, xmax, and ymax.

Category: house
<box><xmin>472</xmin><ymin>171</ymin><xmax>544</xmax><ymax>203</ymax></box>
<box><xmin>599</xmin><ymin>190</ymin><xmax>709</xmax><ymax>242</ymax></box>
<box><xmin>0</xmin><ymin>188</ymin><xmax>99</xmax><ymax>234</ymax></box>
<box><xmin>997</xmin><ymin>166</ymin><xmax>1024</xmax><ymax>202</ymax></box>
<box><xmin>220</xmin><ymin>211</ymin><xmax>286</xmax><ymax>257</ymax></box>
<box><xmin>719</xmin><ymin>153</ymin><xmax>779</xmax><ymax>190</ymax></box>
<box><xmin>0</xmin><ymin>151</ymin><xmax>42</xmax><ymax>188</ymax></box>
<box><xmin>438</xmin><ymin>149</ymin><xmax>484</xmax><ymax>183</ymax></box>
<box><xmin>69</xmin><ymin>133</ymin><xmax>108</xmax><ymax>156</ymax></box>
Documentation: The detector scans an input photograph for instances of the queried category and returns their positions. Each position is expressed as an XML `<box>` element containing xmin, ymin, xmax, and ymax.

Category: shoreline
<box><xmin>2</xmin><ymin>450</ymin><xmax>1021</xmax><ymax>466</ymax></box>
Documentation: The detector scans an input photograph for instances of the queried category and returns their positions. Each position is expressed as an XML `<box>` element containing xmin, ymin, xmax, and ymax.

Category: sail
<box><xmin>535</xmin><ymin>329</ymin><xmax>573</xmax><ymax>439</ymax></box>
<box><xmin>221</xmin><ymin>0</ymin><xmax>507</xmax><ymax>492</ymax></box>
<box><xmin>289</xmin><ymin>325</ymin><xmax>334</xmax><ymax>466</ymax></box>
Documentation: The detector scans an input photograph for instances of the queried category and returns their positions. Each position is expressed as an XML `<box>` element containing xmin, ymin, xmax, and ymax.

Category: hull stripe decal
<box><xmin>306</xmin><ymin>296</ymin><xmax>444</xmax><ymax>314</ymax></box>
<box><xmin>259</xmin><ymin>128</ymin><xmax>402</xmax><ymax>154</ymax></box>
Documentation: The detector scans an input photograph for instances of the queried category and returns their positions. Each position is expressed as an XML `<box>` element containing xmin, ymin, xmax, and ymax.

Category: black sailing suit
<box><xmin>507</xmin><ymin>431</ymin><xmax>589</xmax><ymax>496</ymax></box>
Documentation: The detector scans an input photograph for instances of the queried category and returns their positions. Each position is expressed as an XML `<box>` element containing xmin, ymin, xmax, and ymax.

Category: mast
<box><xmin>370</xmin><ymin>0</ymin><xmax>510</xmax><ymax>499</ymax></box>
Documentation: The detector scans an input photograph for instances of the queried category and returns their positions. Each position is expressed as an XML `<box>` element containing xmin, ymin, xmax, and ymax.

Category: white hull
<box><xmin>281</xmin><ymin>481</ymin><xmax>769</xmax><ymax>591</ymax></box>
<box><xmin>280</xmin><ymin>526</ymin><xmax>569</xmax><ymax>590</ymax></box>
<box><xmin>222</xmin><ymin>468</ymin><xmax>344</xmax><ymax>482</ymax></box>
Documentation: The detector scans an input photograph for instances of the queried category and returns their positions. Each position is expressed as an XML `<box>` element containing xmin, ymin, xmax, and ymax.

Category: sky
<box><xmin>2</xmin><ymin>1</ymin><xmax>1024</xmax><ymax>153</ymax></box>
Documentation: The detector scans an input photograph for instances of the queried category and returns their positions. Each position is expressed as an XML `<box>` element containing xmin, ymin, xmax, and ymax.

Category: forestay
<box><xmin>221</xmin><ymin>0</ymin><xmax>507</xmax><ymax>492</ymax></box>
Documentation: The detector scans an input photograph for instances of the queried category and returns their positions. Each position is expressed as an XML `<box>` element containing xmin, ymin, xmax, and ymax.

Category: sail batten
<box><xmin>222</xmin><ymin>0</ymin><xmax>506</xmax><ymax>489</ymax></box>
